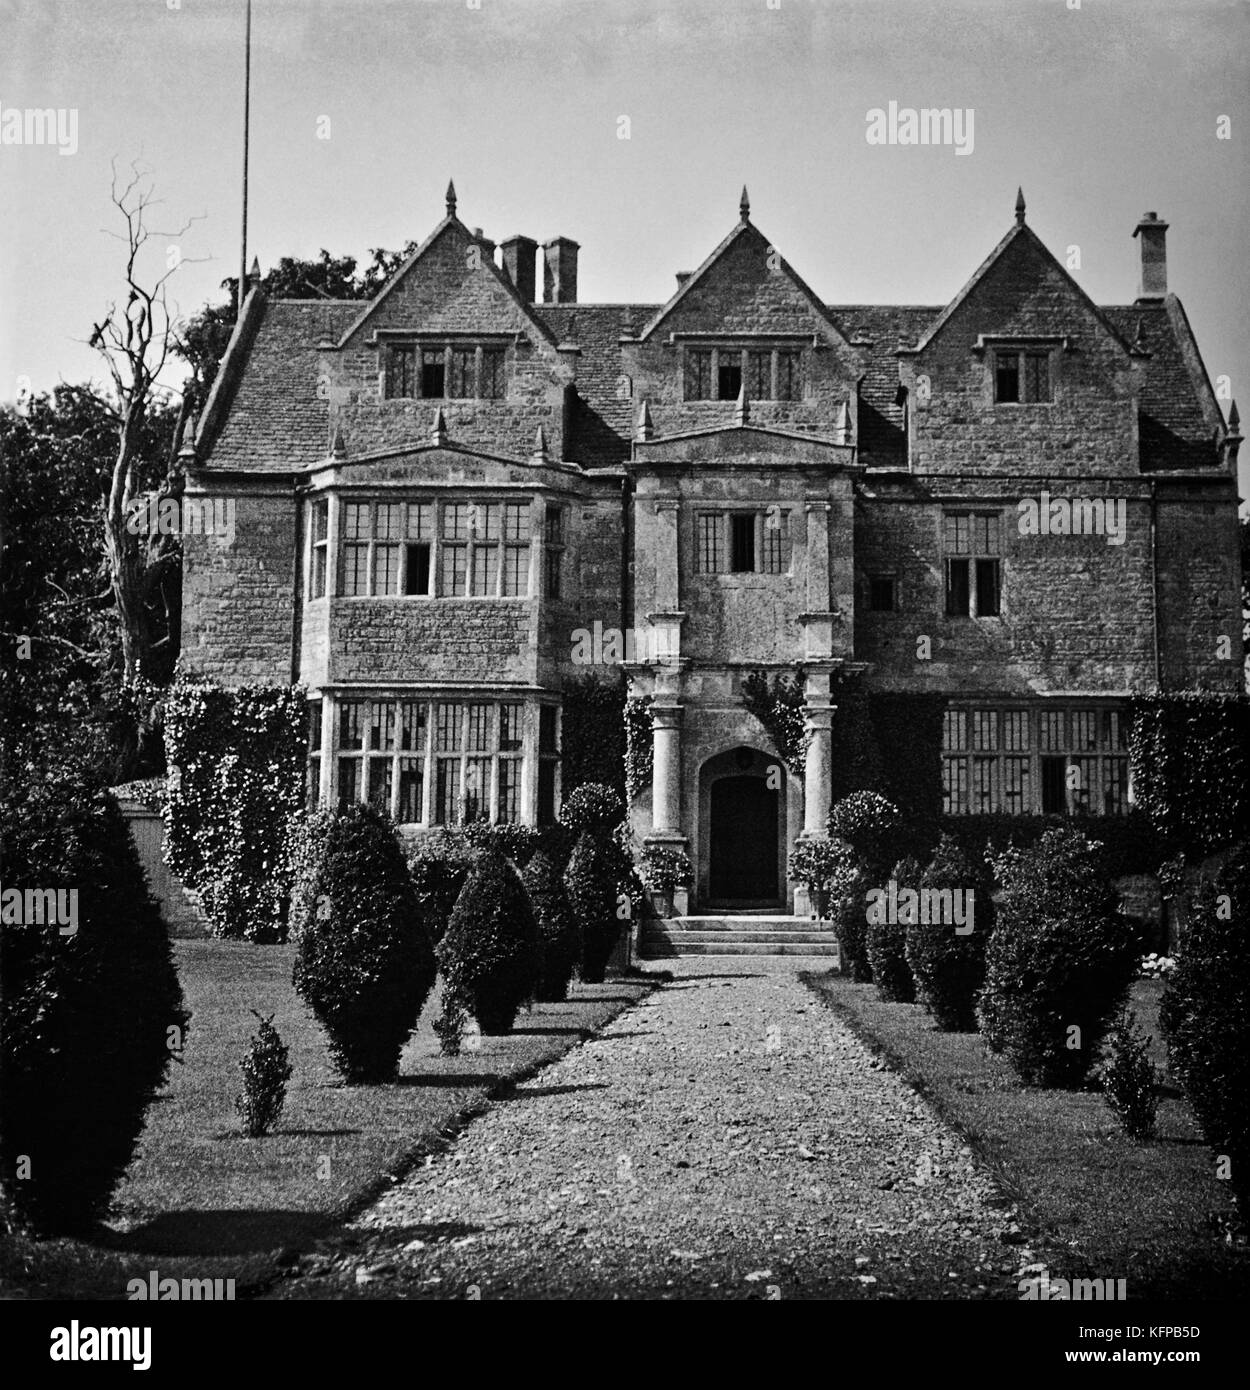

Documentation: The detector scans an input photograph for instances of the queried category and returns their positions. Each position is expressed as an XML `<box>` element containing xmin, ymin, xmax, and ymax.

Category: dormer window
<box><xmin>383</xmin><ymin>342</ymin><xmax>508</xmax><ymax>400</ymax></box>
<box><xmin>683</xmin><ymin>346</ymin><xmax>804</xmax><ymax>401</ymax></box>
<box><xmin>993</xmin><ymin>347</ymin><xmax>1052</xmax><ymax>404</ymax></box>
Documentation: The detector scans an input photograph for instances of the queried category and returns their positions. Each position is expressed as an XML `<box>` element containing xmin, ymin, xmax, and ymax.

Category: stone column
<box><xmin>317</xmin><ymin>691</ymin><xmax>334</xmax><ymax>808</ymax></box>
<box><xmin>650</xmin><ymin>699</ymin><xmax>683</xmax><ymax>835</ymax></box>
<box><xmin>801</xmin><ymin>666</ymin><xmax>835</xmax><ymax>838</ymax></box>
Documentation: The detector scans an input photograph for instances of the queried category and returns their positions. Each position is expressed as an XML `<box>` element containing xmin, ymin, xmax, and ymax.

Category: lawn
<box><xmin>802</xmin><ymin>971</ymin><xmax>1249</xmax><ymax>1300</ymax></box>
<box><xmin>1</xmin><ymin>940</ymin><xmax>658</xmax><ymax>1301</ymax></box>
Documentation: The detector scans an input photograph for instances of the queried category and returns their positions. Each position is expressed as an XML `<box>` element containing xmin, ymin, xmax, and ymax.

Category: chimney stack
<box><xmin>543</xmin><ymin>236</ymin><xmax>579</xmax><ymax>304</ymax></box>
<box><xmin>1133</xmin><ymin>212</ymin><xmax>1169</xmax><ymax>301</ymax></box>
<box><xmin>501</xmin><ymin>235</ymin><xmax>538</xmax><ymax>301</ymax></box>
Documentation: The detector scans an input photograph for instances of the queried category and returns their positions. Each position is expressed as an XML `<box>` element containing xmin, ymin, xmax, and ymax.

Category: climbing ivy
<box><xmin>740</xmin><ymin>669</ymin><xmax>808</xmax><ymax>775</ymax></box>
<box><xmin>624</xmin><ymin>694</ymin><xmax>654</xmax><ymax>802</ymax></box>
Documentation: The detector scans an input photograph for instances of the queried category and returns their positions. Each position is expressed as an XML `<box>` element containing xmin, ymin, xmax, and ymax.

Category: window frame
<box><xmin>695</xmin><ymin>508</ymin><xmax>791</xmax><ymax>576</ymax></box>
<box><xmin>336</xmin><ymin>496</ymin><xmax>532</xmax><ymax>599</ymax></box>
<box><xmin>944</xmin><ymin>510</ymin><xmax>1002</xmax><ymax>618</ymax></box>
<box><xmin>942</xmin><ymin>702</ymin><xmax>1129</xmax><ymax>817</ymax></box>
<box><xmin>381</xmin><ymin>339</ymin><xmax>510</xmax><ymax>401</ymax></box>
<box><xmin>682</xmin><ymin>345</ymin><xmax>806</xmax><ymax>402</ymax></box>
<box><xmin>991</xmin><ymin>344</ymin><xmax>1055</xmax><ymax>405</ymax></box>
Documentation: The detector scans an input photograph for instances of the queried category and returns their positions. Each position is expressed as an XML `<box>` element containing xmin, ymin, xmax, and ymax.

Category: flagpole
<box><xmin>239</xmin><ymin>0</ymin><xmax>252</xmax><ymax>313</ymax></box>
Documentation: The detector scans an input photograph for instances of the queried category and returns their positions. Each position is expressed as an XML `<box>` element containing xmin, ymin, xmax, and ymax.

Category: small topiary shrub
<box><xmin>565</xmin><ymin>829</ymin><xmax>623</xmax><ymax>984</ymax></box>
<box><xmin>866</xmin><ymin>855</ymin><xmax>921</xmax><ymax>1003</ymax></box>
<box><xmin>1159</xmin><ymin>843</ymin><xmax>1250</xmax><ymax>1214</ymax></box>
<box><xmin>406</xmin><ymin>828</ymin><xmax>477</xmax><ymax>946</ymax></box>
<box><xmin>0</xmin><ymin>769</ymin><xmax>189</xmax><ymax>1234</ymax></box>
<box><xmin>639</xmin><ymin>845</ymin><xmax>694</xmax><ymax>894</ymax></box>
<box><xmin>979</xmin><ymin>826</ymin><xmax>1143</xmax><ymax>1087</ymax></box>
<box><xmin>1097</xmin><ymin>1010</ymin><xmax>1159</xmax><ymax>1140</ymax></box>
<box><xmin>828</xmin><ymin>791</ymin><xmax>904</xmax><ymax>878</ymax></box>
<box><xmin>438</xmin><ymin>848</ymin><xmax>540</xmax><ymax>1034</ymax></box>
<box><xmin>559</xmin><ymin>783</ymin><xmax>625</xmax><ymax>836</ymax></box>
<box><xmin>463</xmin><ymin>820</ymin><xmax>539</xmax><ymax>868</ymax></box>
<box><xmin>833</xmin><ymin>865</ymin><xmax>875</xmax><ymax>983</ymax></box>
<box><xmin>901</xmin><ymin>836</ymin><xmax>989</xmax><ymax>1031</ymax></box>
<box><xmin>292</xmin><ymin>804</ymin><xmax>436</xmax><ymax>1083</ymax></box>
<box><xmin>235</xmin><ymin>1011</ymin><xmax>293</xmax><ymax>1137</ymax></box>
<box><xmin>522</xmin><ymin>848</ymin><xmax>583</xmax><ymax>1002</ymax></box>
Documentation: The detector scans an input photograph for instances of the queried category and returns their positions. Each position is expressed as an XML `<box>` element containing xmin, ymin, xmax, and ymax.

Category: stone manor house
<box><xmin>181</xmin><ymin>183</ymin><xmax>1243</xmax><ymax>914</ymax></box>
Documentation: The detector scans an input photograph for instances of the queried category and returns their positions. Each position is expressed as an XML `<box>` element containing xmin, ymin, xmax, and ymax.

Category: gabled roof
<box><xmin>910</xmin><ymin>220</ymin><xmax>1139</xmax><ymax>359</ymax></box>
<box><xmin>636</xmin><ymin>214</ymin><xmax>852</xmax><ymax>347</ymax></box>
<box><xmin>336</xmin><ymin>213</ymin><xmax>559</xmax><ymax>350</ymax></box>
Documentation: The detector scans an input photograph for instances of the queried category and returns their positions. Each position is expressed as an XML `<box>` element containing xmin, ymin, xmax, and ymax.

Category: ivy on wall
<box><xmin>1128</xmin><ymin>692</ymin><xmax>1250</xmax><ymax>857</ymax></box>
<box><xmin>163</xmin><ymin>679</ymin><xmax>308</xmax><ymax>942</ymax></box>
<box><xmin>561</xmin><ymin>673</ymin><xmax>626</xmax><ymax>800</ymax></box>
<box><xmin>868</xmin><ymin>691</ymin><xmax>947</xmax><ymax>833</ymax></box>
<box><xmin>624</xmin><ymin>694</ymin><xmax>654</xmax><ymax>802</ymax></box>
<box><xmin>740</xmin><ymin>669</ymin><xmax>807</xmax><ymax>775</ymax></box>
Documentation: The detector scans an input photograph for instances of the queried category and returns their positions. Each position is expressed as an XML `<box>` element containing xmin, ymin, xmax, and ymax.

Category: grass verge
<box><xmin>1</xmin><ymin>939</ymin><xmax>662</xmax><ymax>1300</ymax></box>
<box><xmin>802</xmin><ymin>970</ymin><xmax>1249</xmax><ymax>1300</ymax></box>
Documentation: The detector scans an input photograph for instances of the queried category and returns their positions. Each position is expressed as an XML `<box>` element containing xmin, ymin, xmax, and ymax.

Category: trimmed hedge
<box><xmin>1129</xmin><ymin>693</ymin><xmax>1250</xmax><ymax>857</ymax></box>
<box><xmin>979</xmin><ymin>826</ymin><xmax>1143</xmax><ymax>1087</ymax></box>
<box><xmin>0</xmin><ymin>771</ymin><xmax>188</xmax><ymax>1233</ymax></box>
<box><xmin>833</xmin><ymin>866</ymin><xmax>875</xmax><ymax>983</ymax></box>
<box><xmin>292</xmin><ymin>804</ymin><xmax>436</xmax><ymax>1082</ymax></box>
<box><xmin>561</xmin><ymin>674</ymin><xmax>626</xmax><ymax>800</ymax></box>
<box><xmin>938</xmin><ymin>810</ymin><xmax>1167</xmax><ymax>881</ymax></box>
<box><xmin>1159</xmin><ymin>843</ymin><xmax>1250</xmax><ymax>1212</ymax></box>
<box><xmin>903</xmin><ymin>836</ymin><xmax>990</xmax><ymax>1031</ymax></box>
<box><xmin>164</xmin><ymin>679</ymin><xmax>307</xmax><ymax>942</ymax></box>
<box><xmin>438</xmin><ymin>847</ymin><xmax>540</xmax><ymax>1034</ymax></box>
<box><xmin>565</xmin><ymin>830</ymin><xmax>623</xmax><ymax>984</ymax></box>
<box><xmin>522</xmin><ymin>849</ymin><xmax>583</xmax><ymax>1002</ymax></box>
<box><xmin>866</xmin><ymin>855</ymin><xmax>921</xmax><ymax>1003</ymax></box>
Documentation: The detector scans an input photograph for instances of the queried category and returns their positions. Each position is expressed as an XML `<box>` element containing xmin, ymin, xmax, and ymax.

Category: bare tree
<box><xmin>88</xmin><ymin>161</ymin><xmax>203</xmax><ymax>687</ymax></box>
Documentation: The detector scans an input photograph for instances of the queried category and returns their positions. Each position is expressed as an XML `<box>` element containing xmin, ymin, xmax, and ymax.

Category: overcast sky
<box><xmin>2</xmin><ymin>0</ymin><xmax>1246</xmax><ymax>497</ymax></box>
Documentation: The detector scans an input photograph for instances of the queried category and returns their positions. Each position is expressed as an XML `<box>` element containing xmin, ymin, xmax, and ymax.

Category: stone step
<box><xmin>642</xmin><ymin>939</ymin><xmax>840</xmax><ymax>957</ymax></box>
<box><xmin>665</xmin><ymin>916</ymin><xmax>828</xmax><ymax>932</ymax></box>
<box><xmin>645</xmin><ymin>929</ymin><xmax>839</xmax><ymax>945</ymax></box>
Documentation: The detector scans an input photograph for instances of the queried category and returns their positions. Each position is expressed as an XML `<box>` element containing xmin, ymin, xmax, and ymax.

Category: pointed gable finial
<box><xmin>636</xmin><ymin>398</ymin><xmax>653</xmax><ymax>443</ymax></box>
<box><xmin>836</xmin><ymin>399</ymin><xmax>851</xmax><ymax>446</ymax></box>
<box><xmin>1014</xmin><ymin>187</ymin><xmax>1026</xmax><ymax>227</ymax></box>
<box><xmin>739</xmin><ymin>185</ymin><xmax>750</xmax><ymax>222</ymax></box>
<box><xmin>735</xmin><ymin>381</ymin><xmax>750</xmax><ymax>425</ymax></box>
<box><xmin>248</xmin><ymin>255</ymin><xmax>261</xmax><ymax>285</ymax></box>
<box><xmin>432</xmin><ymin>407</ymin><xmax>447</xmax><ymax>446</ymax></box>
<box><xmin>330</xmin><ymin>423</ymin><xmax>347</xmax><ymax>460</ymax></box>
<box><xmin>178</xmin><ymin>409</ymin><xmax>198</xmax><ymax>461</ymax></box>
<box><xmin>532</xmin><ymin>424</ymin><xmax>549</xmax><ymax>461</ymax></box>
<box><xmin>1230</xmin><ymin>399</ymin><xmax>1241</xmax><ymax>432</ymax></box>
<box><xmin>445</xmin><ymin>179</ymin><xmax>457</xmax><ymax>217</ymax></box>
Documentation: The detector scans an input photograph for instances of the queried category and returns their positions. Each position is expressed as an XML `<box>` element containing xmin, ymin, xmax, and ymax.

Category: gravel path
<box><xmin>272</xmin><ymin>959</ymin><xmax>1031</xmax><ymax>1300</ymax></box>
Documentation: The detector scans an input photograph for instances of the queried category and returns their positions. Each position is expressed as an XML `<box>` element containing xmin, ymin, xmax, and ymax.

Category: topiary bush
<box><xmin>406</xmin><ymin>828</ymin><xmax>477</xmax><ymax>946</ymax></box>
<box><xmin>866</xmin><ymin>854</ymin><xmax>921</xmax><ymax>1003</ymax></box>
<box><xmin>235</xmin><ymin>1011</ymin><xmax>293</xmax><ymax>1138</ymax></box>
<box><xmin>438</xmin><ymin>847</ymin><xmax>540</xmax><ymax>1034</ymax></box>
<box><xmin>979</xmin><ymin>826</ymin><xmax>1143</xmax><ymax>1087</ymax></box>
<box><xmin>292</xmin><ymin>803</ymin><xmax>436</xmax><ymax>1083</ymax></box>
<box><xmin>463</xmin><ymin>820</ymin><xmax>539</xmax><ymax>868</ymax></box>
<box><xmin>522</xmin><ymin>849</ymin><xmax>583</xmax><ymax>1002</ymax></box>
<box><xmin>833</xmin><ymin>865</ymin><xmax>875</xmax><ymax>983</ymax></box>
<box><xmin>1097</xmin><ymin>1010</ymin><xmax>1159</xmax><ymax>1140</ymax></box>
<box><xmin>559</xmin><ymin>783</ymin><xmax>625</xmax><ymax>837</ymax></box>
<box><xmin>0</xmin><ymin>768</ymin><xmax>189</xmax><ymax>1234</ymax></box>
<box><xmin>565</xmin><ymin>829</ymin><xmax>624</xmax><ymax>985</ymax></box>
<box><xmin>902</xmin><ymin>836</ymin><xmax>989</xmax><ymax>1031</ymax></box>
<box><xmin>828</xmin><ymin>791</ymin><xmax>905</xmax><ymax>878</ymax></box>
<box><xmin>1159</xmin><ymin>843</ymin><xmax>1250</xmax><ymax>1214</ymax></box>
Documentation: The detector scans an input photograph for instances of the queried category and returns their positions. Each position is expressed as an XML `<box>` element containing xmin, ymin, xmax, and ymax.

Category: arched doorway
<box><xmin>700</xmin><ymin>746</ymin><xmax>786</xmax><ymax>909</ymax></box>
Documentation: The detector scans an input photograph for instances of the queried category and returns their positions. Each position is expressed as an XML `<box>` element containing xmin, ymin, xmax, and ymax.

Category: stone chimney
<box><xmin>1133</xmin><ymin>212</ymin><xmax>1169</xmax><ymax>301</ymax></box>
<box><xmin>501</xmin><ymin>235</ymin><xmax>538</xmax><ymax>301</ymax></box>
<box><xmin>543</xmin><ymin>236</ymin><xmax>579</xmax><ymax>304</ymax></box>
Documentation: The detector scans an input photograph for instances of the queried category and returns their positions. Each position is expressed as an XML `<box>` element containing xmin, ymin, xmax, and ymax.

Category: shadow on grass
<box><xmin>394</xmin><ymin>1074</ymin><xmax>507</xmax><ymax>1089</ymax></box>
<box><xmin>102</xmin><ymin>1209</ymin><xmax>330</xmax><ymax>1258</ymax></box>
<box><xmin>497</xmin><ymin>1082</ymin><xmax>610</xmax><ymax>1100</ymax></box>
